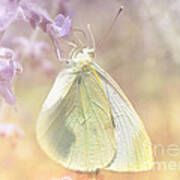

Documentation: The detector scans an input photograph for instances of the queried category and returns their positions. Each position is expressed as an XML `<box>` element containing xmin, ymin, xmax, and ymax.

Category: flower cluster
<box><xmin>0</xmin><ymin>0</ymin><xmax>72</xmax><ymax>151</ymax></box>
<box><xmin>0</xmin><ymin>47</ymin><xmax>22</xmax><ymax>104</ymax></box>
<box><xmin>0</xmin><ymin>0</ymin><xmax>72</xmax><ymax>38</ymax></box>
<box><xmin>47</xmin><ymin>14</ymin><xmax>72</xmax><ymax>38</ymax></box>
<box><xmin>0</xmin><ymin>0</ymin><xmax>72</xmax><ymax>104</ymax></box>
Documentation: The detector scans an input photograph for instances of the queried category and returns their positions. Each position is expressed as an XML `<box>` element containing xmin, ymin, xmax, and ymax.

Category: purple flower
<box><xmin>46</xmin><ymin>14</ymin><xmax>72</xmax><ymax>58</ymax></box>
<box><xmin>56</xmin><ymin>0</ymin><xmax>71</xmax><ymax>16</ymax></box>
<box><xmin>0</xmin><ymin>0</ymin><xmax>72</xmax><ymax>37</ymax></box>
<box><xmin>47</xmin><ymin>14</ymin><xmax>72</xmax><ymax>38</ymax></box>
<box><xmin>0</xmin><ymin>47</ymin><xmax>14</xmax><ymax>59</ymax></box>
<box><xmin>20</xmin><ymin>1</ymin><xmax>53</xmax><ymax>32</ymax></box>
<box><xmin>0</xmin><ymin>60</ymin><xmax>16</xmax><ymax>104</ymax></box>
<box><xmin>0</xmin><ymin>0</ymin><xmax>52</xmax><ymax>33</ymax></box>
<box><xmin>0</xmin><ymin>0</ymin><xmax>20</xmax><ymax>32</ymax></box>
<box><xmin>0</xmin><ymin>47</ymin><xmax>22</xmax><ymax>104</ymax></box>
<box><xmin>0</xmin><ymin>0</ymin><xmax>72</xmax><ymax>63</ymax></box>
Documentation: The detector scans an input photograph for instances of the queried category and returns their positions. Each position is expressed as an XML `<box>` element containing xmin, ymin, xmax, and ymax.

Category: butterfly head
<box><xmin>70</xmin><ymin>47</ymin><xmax>95</xmax><ymax>71</ymax></box>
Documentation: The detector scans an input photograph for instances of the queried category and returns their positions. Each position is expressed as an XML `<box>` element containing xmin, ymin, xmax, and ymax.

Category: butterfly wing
<box><xmin>92</xmin><ymin>63</ymin><xmax>153</xmax><ymax>172</ymax></box>
<box><xmin>37</xmin><ymin>67</ymin><xmax>117</xmax><ymax>172</ymax></box>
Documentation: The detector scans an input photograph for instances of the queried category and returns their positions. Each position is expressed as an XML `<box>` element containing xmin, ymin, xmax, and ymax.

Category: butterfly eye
<box><xmin>65</xmin><ymin>59</ymin><xmax>71</xmax><ymax>66</ymax></box>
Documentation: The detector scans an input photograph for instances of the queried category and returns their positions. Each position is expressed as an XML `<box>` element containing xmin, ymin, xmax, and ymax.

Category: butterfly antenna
<box><xmin>63</xmin><ymin>38</ymin><xmax>78</xmax><ymax>48</ymax></box>
<box><xmin>87</xmin><ymin>24</ymin><xmax>96</xmax><ymax>49</ymax></box>
<box><xmin>97</xmin><ymin>6</ymin><xmax>124</xmax><ymax>49</ymax></box>
<box><xmin>72</xmin><ymin>28</ymin><xmax>87</xmax><ymax>40</ymax></box>
<box><xmin>71</xmin><ymin>28</ymin><xmax>88</xmax><ymax>47</ymax></box>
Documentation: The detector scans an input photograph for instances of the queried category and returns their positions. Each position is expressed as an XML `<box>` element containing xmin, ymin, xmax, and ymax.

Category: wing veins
<box><xmin>105</xmin><ymin>84</ymin><xmax>132</xmax><ymax>168</ymax></box>
<box><xmin>91</xmin><ymin>99</ymin><xmax>110</xmax><ymax>119</ymax></box>
<box><xmin>82</xmin><ymin>78</ymin><xmax>105</xmax><ymax>167</ymax></box>
<box><xmin>78</xmin><ymin>78</ymin><xmax>89</xmax><ymax>170</ymax></box>
<box><xmin>83</xmin><ymin>77</ymin><xmax>116</xmax><ymax>166</ymax></box>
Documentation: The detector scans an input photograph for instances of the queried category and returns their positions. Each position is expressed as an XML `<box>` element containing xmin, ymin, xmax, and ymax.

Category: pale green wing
<box><xmin>36</xmin><ymin>66</ymin><xmax>117</xmax><ymax>172</ymax></box>
<box><xmin>41</xmin><ymin>69</ymin><xmax>76</xmax><ymax>112</ymax></box>
<box><xmin>92</xmin><ymin>63</ymin><xmax>153</xmax><ymax>172</ymax></box>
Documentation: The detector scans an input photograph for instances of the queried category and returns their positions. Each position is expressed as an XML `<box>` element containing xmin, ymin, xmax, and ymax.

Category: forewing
<box><xmin>37</xmin><ymin>66</ymin><xmax>117</xmax><ymax>172</ymax></box>
<box><xmin>92</xmin><ymin>63</ymin><xmax>153</xmax><ymax>172</ymax></box>
<box><xmin>41</xmin><ymin>69</ymin><xmax>76</xmax><ymax>112</ymax></box>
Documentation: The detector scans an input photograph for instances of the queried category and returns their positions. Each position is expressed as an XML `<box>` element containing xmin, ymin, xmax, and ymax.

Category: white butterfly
<box><xmin>37</xmin><ymin>20</ymin><xmax>153</xmax><ymax>172</ymax></box>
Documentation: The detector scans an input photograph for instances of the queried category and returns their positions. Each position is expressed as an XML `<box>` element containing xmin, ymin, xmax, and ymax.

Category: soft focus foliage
<box><xmin>0</xmin><ymin>123</ymin><xmax>24</xmax><ymax>146</ymax></box>
<box><xmin>12</xmin><ymin>37</ymin><xmax>56</xmax><ymax>77</ymax></box>
<box><xmin>58</xmin><ymin>170</ymin><xmax>104</xmax><ymax>180</ymax></box>
<box><xmin>0</xmin><ymin>0</ymin><xmax>180</xmax><ymax>180</ymax></box>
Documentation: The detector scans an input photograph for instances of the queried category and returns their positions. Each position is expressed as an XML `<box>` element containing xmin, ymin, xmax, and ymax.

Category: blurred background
<box><xmin>0</xmin><ymin>0</ymin><xmax>180</xmax><ymax>179</ymax></box>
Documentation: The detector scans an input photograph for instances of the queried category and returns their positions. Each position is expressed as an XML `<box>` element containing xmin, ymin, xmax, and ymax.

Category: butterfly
<box><xmin>36</xmin><ymin>24</ymin><xmax>153</xmax><ymax>173</ymax></box>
